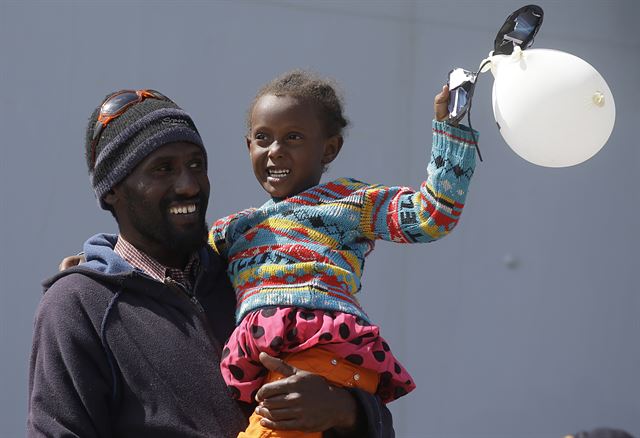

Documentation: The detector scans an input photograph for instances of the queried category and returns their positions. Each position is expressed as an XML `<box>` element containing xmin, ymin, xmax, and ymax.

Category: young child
<box><xmin>210</xmin><ymin>70</ymin><xmax>479</xmax><ymax>437</ymax></box>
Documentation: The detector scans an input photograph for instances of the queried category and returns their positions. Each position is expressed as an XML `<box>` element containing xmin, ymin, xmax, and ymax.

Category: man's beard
<box><xmin>123</xmin><ymin>188</ymin><xmax>209</xmax><ymax>259</ymax></box>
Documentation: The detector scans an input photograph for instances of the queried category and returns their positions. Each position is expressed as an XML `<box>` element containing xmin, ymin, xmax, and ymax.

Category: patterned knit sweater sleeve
<box><xmin>208</xmin><ymin>208</ymin><xmax>256</xmax><ymax>260</ymax></box>
<box><xmin>360</xmin><ymin>120</ymin><xmax>477</xmax><ymax>243</ymax></box>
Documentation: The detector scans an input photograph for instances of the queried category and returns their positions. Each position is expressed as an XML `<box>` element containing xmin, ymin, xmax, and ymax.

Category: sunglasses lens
<box><xmin>92</xmin><ymin>120</ymin><xmax>104</xmax><ymax>141</ymax></box>
<box><xmin>448</xmin><ymin>87</ymin><xmax>469</xmax><ymax>118</ymax></box>
<box><xmin>494</xmin><ymin>5</ymin><xmax>543</xmax><ymax>55</ymax></box>
<box><xmin>101</xmin><ymin>92</ymin><xmax>140</xmax><ymax>116</ymax></box>
<box><xmin>147</xmin><ymin>90</ymin><xmax>169</xmax><ymax>101</ymax></box>
<box><xmin>508</xmin><ymin>10</ymin><xmax>540</xmax><ymax>47</ymax></box>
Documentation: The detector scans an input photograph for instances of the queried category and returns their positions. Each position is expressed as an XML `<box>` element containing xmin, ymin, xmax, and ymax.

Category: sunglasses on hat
<box><xmin>90</xmin><ymin>89</ymin><xmax>169</xmax><ymax>168</ymax></box>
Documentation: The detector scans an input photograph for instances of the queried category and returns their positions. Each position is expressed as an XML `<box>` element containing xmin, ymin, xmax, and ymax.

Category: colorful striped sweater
<box><xmin>209</xmin><ymin>120</ymin><xmax>478</xmax><ymax>324</ymax></box>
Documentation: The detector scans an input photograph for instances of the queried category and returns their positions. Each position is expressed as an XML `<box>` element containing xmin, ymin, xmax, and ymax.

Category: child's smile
<box><xmin>246</xmin><ymin>94</ymin><xmax>342</xmax><ymax>199</ymax></box>
<box><xmin>266</xmin><ymin>167</ymin><xmax>291</xmax><ymax>182</ymax></box>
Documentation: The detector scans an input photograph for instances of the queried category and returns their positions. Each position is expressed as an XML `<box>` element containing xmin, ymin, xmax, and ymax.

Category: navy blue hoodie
<box><xmin>27</xmin><ymin>234</ymin><xmax>393</xmax><ymax>437</ymax></box>
<box><xmin>28</xmin><ymin>234</ymin><xmax>250</xmax><ymax>437</ymax></box>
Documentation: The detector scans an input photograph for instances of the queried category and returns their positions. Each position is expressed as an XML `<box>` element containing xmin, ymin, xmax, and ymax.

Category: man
<box><xmin>27</xmin><ymin>90</ymin><xmax>393</xmax><ymax>437</ymax></box>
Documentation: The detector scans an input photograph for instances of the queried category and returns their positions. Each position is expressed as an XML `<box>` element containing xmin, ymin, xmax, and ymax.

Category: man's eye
<box><xmin>155</xmin><ymin>164</ymin><xmax>171</xmax><ymax>172</ymax></box>
<box><xmin>189</xmin><ymin>160</ymin><xmax>203</xmax><ymax>169</ymax></box>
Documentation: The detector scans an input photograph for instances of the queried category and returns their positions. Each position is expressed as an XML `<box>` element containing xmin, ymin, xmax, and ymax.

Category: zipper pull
<box><xmin>190</xmin><ymin>295</ymin><xmax>205</xmax><ymax>313</ymax></box>
<box><xmin>164</xmin><ymin>277</ymin><xmax>205</xmax><ymax>313</ymax></box>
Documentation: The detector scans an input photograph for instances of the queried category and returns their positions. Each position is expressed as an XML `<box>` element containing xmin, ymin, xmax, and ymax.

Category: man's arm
<box><xmin>28</xmin><ymin>275</ymin><xmax>113</xmax><ymax>437</ymax></box>
<box><xmin>255</xmin><ymin>353</ymin><xmax>394</xmax><ymax>437</ymax></box>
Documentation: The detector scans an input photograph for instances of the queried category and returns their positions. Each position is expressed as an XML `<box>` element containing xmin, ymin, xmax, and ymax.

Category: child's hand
<box><xmin>434</xmin><ymin>84</ymin><xmax>450</xmax><ymax>122</ymax></box>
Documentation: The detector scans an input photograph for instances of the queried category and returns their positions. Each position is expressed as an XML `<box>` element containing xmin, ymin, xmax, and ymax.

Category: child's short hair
<box><xmin>247</xmin><ymin>69</ymin><xmax>349</xmax><ymax>138</ymax></box>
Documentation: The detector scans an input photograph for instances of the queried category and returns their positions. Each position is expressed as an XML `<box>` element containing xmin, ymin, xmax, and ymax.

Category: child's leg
<box><xmin>238</xmin><ymin>346</ymin><xmax>379</xmax><ymax>438</ymax></box>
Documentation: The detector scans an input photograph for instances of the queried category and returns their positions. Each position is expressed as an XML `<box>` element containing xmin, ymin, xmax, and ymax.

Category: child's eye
<box><xmin>255</xmin><ymin>132</ymin><xmax>268</xmax><ymax>141</ymax></box>
<box><xmin>287</xmin><ymin>133</ymin><xmax>303</xmax><ymax>141</ymax></box>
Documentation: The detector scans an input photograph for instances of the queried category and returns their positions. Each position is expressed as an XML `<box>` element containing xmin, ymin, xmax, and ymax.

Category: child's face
<box><xmin>247</xmin><ymin>94</ymin><xmax>342</xmax><ymax>199</ymax></box>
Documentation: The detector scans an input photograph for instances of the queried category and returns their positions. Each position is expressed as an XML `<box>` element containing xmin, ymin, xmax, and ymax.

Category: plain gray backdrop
<box><xmin>1</xmin><ymin>1</ymin><xmax>638</xmax><ymax>437</ymax></box>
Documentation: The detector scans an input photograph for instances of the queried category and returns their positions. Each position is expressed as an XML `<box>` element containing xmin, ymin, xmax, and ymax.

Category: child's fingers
<box><xmin>434</xmin><ymin>84</ymin><xmax>449</xmax><ymax>104</ymax></box>
<box><xmin>434</xmin><ymin>84</ymin><xmax>450</xmax><ymax>121</ymax></box>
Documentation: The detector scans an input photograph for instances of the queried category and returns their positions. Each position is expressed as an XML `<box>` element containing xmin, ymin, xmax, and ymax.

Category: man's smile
<box><xmin>166</xmin><ymin>200</ymin><xmax>203</xmax><ymax>226</ymax></box>
<box><xmin>168</xmin><ymin>203</ymin><xmax>197</xmax><ymax>215</ymax></box>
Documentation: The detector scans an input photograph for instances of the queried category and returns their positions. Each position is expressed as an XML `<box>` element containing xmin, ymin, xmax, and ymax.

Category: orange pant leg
<box><xmin>237</xmin><ymin>346</ymin><xmax>379</xmax><ymax>438</ymax></box>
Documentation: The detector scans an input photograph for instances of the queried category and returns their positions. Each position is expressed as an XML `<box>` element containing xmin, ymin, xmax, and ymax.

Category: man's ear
<box><xmin>322</xmin><ymin>135</ymin><xmax>343</xmax><ymax>165</ymax></box>
<box><xmin>102</xmin><ymin>188</ymin><xmax>119</xmax><ymax>208</ymax></box>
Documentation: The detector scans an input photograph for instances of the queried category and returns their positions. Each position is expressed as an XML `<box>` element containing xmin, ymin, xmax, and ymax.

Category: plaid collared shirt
<box><xmin>114</xmin><ymin>235</ymin><xmax>199</xmax><ymax>293</ymax></box>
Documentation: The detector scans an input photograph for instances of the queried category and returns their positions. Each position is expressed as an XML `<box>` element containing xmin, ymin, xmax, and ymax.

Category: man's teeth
<box><xmin>268</xmin><ymin>169</ymin><xmax>290</xmax><ymax>177</ymax></box>
<box><xmin>169</xmin><ymin>204</ymin><xmax>197</xmax><ymax>215</ymax></box>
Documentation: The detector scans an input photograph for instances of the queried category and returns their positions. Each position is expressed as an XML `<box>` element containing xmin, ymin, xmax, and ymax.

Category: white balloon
<box><xmin>490</xmin><ymin>48</ymin><xmax>615</xmax><ymax>167</ymax></box>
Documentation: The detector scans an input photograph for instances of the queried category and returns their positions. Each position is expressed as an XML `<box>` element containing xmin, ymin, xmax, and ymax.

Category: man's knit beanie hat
<box><xmin>85</xmin><ymin>90</ymin><xmax>206</xmax><ymax>209</ymax></box>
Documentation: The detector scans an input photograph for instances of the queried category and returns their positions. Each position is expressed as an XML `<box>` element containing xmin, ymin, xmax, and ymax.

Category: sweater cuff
<box><xmin>431</xmin><ymin>119</ymin><xmax>479</xmax><ymax>167</ymax></box>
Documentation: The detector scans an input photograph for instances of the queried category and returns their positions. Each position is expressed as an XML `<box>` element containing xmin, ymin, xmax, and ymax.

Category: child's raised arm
<box><xmin>359</xmin><ymin>86</ymin><xmax>478</xmax><ymax>244</ymax></box>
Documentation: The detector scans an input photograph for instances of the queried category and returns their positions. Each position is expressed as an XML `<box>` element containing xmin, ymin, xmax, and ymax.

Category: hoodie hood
<box><xmin>82</xmin><ymin>233</ymin><xmax>135</xmax><ymax>275</ymax></box>
<box><xmin>43</xmin><ymin>233</ymin><xmax>219</xmax><ymax>293</ymax></box>
<box><xmin>43</xmin><ymin>233</ymin><xmax>136</xmax><ymax>292</ymax></box>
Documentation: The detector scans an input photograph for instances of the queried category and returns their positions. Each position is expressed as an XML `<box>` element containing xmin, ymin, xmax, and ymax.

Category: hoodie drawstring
<box><xmin>100</xmin><ymin>288</ymin><xmax>123</xmax><ymax>404</ymax></box>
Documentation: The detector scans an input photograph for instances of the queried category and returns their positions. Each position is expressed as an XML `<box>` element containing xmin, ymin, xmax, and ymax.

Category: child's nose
<box><xmin>267</xmin><ymin>141</ymin><xmax>284</xmax><ymax>158</ymax></box>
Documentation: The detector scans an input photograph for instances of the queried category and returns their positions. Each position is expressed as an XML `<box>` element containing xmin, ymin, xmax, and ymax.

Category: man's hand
<box><xmin>59</xmin><ymin>254</ymin><xmax>84</xmax><ymax>271</ymax></box>
<box><xmin>255</xmin><ymin>352</ymin><xmax>359</xmax><ymax>434</ymax></box>
<box><xmin>434</xmin><ymin>84</ymin><xmax>450</xmax><ymax>122</ymax></box>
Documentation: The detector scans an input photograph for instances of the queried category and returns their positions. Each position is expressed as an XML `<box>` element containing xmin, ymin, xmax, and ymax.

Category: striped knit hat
<box><xmin>85</xmin><ymin>91</ymin><xmax>206</xmax><ymax>210</ymax></box>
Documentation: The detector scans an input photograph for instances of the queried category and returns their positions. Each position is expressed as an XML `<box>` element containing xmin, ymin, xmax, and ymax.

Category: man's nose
<box><xmin>174</xmin><ymin>167</ymin><xmax>200</xmax><ymax>197</ymax></box>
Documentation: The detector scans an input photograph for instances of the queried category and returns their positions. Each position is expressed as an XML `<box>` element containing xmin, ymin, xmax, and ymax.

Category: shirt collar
<box><xmin>113</xmin><ymin>235</ymin><xmax>199</xmax><ymax>291</ymax></box>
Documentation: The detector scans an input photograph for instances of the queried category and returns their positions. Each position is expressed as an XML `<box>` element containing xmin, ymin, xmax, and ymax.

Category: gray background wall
<box><xmin>1</xmin><ymin>1</ymin><xmax>638</xmax><ymax>437</ymax></box>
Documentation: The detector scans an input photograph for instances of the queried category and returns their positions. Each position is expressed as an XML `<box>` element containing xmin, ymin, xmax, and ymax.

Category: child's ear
<box><xmin>322</xmin><ymin>135</ymin><xmax>343</xmax><ymax>165</ymax></box>
<box><xmin>246</xmin><ymin>137</ymin><xmax>251</xmax><ymax>152</ymax></box>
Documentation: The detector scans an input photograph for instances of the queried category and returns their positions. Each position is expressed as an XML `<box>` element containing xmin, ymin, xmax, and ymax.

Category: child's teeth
<box><xmin>269</xmin><ymin>169</ymin><xmax>290</xmax><ymax>177</ymax></box>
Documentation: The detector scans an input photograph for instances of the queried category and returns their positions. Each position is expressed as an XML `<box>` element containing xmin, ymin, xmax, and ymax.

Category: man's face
<box><xmin>106</xmin><ymin>142</ymin><xmax>210</xmax><ymax>266</ymax></box>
